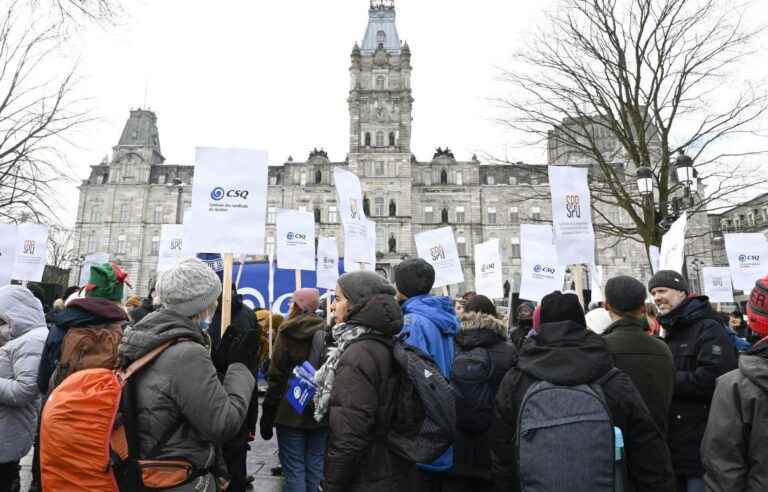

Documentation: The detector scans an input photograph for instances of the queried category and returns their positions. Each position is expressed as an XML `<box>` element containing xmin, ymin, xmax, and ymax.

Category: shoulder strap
<box><xmin>119</xmin><ymin>338</ymin><xmax>189</xmax><ymax>383</ymax></box>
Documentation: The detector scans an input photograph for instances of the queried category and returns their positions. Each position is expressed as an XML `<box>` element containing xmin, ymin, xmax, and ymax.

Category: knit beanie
<box><xmin>394</xmin><ymin>258</ymin><xmax>435</xmax><ymax>298</ymax></box>
<box><xmin>605</xmin><ymin>276</ymin><xmax>648</xmax><ymax>312</ymax></box>
<box><xmin>293</xmin><ymin>288</ymin><xmax>320</xmax><ymax>314</ymax></box>
<box><xmin>156</xmin><ymin>258</ymin><xmax>222</xmax><ymax>317</ymax></box>
<box><xmin>84</xmin><ymin>263</ymin><xmax>131</xmax><ymax>302</ymax></box>
<box><xmin>747</xmin><ymin>276</ymin><xmax>768</xmax><ymax>337</ymax></box>
<box><xmin>648</xmin><ymin>270</ymin><xmax>689</xmax><ymax>294</ymax></box>
<box><xmin>540</xmin><ymin>291</ymin><xmax>586</xmax><ymax>327</ymax></box>
<box><xmin>337</xmin><ymin>271</ymin><xmax>396</xmax><ymax>308</ymax></box>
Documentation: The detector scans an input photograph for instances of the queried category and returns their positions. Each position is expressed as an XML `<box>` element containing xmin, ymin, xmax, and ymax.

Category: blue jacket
<box><xmin>401</xmin><ymin>294</ymin><xmax>460</xmax><ymax>472</ymax></box>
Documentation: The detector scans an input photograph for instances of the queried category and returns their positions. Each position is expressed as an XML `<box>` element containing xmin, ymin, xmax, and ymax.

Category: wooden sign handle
<box><xmin>221</xmin><ymin>253</ymin><xmax>234</xmax><ymax>339</ymax></box>
<box><xmin>295</xmin><ymin>269</ymin><xmax>302</xmax><ymax>290</ymax></box>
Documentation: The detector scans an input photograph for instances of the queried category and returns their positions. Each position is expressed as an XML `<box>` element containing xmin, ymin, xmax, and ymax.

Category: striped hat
<box><xmin>747</xmin><ymin>276</ymin><xmax>768</xmax><ymax>337</ymax></box>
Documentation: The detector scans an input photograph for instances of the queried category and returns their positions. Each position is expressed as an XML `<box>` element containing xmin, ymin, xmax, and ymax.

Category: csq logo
<box><xmin>481</xmin><ymin>262</ymin><xmax>495</xmax><ymax>273</ymax></box>
<box><xmin>534</xmin><ymin>264</ymin><xmax>555</xmax><ymax>274</ymax></box>
<box><xmin>211</xmin><ymin>187</ymin><xmax>249</xmax><ymax>201</ymax></box>
<box><xmin>287</xmin><ymin>232</ymin><xmax>307</xmax><ymax>241</ymax></box>
<box><xmin>738</xmin><ymin>254</ymin><xmax>760</xmax><ymax>264</ymax></box>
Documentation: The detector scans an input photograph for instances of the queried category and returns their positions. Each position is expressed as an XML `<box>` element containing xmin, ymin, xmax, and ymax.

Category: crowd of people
<box><xmin>0</xmin><ymin>256</ymin><xmax>767</xmax><ymax>492</ymax></box>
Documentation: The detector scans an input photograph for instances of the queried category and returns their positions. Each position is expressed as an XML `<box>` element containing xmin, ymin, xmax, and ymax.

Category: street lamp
<box><xmin>674</xmin><ymin>149</ymin><xmax>695</xmax><ymax>186</ymax></box>
<box><xmin>167</xmin><ymin>177</ymin><xmax>185</xmax><ymax>224</ymax></box>
<box><xmin>635</xmin><ymin>166</ymin><xmax>654</xmax><ymax>196</ymax></box>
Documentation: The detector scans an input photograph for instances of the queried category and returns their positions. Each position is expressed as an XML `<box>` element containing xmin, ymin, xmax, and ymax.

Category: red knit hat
<box><xmin>747</xmin><ymin>276</ymin><xmax>768</xmax><ymax>338</ymax></box>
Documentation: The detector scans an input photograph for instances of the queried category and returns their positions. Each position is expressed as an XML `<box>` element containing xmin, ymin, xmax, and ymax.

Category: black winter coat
<box><xmin>659</xmin><ymin>296</ymin><xmax>738</xmax><ymax>478</ymax></box>
<box><xmin>453</xmin><ymin>312</ymin><xmax>518</xmax><ymax>486</ymax></box>
<box><xmin>322</xmin><ymin>294</ymin><xmax>414</xmax><ymax>492</ymax></box>
<box><xmin>492</xmin><ymin>320</ymin><xmax>676</xmax><ymax>492</ymax></box>
<box><xmin>603</xmin><ymin>317</ymin><xmax>675</xmax><ymax>436</ymax></box>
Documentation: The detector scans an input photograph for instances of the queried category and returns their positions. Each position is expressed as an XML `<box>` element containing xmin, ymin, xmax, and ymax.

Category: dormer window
<box><xmin>376</xmin><ymin>76</ymin><xmax>385</xmax><ymax>90</ymax></box>
<box><xmin>377</xmin><ymin>30</ymin><xmax>386</xmax><ymax>47</ymax></box>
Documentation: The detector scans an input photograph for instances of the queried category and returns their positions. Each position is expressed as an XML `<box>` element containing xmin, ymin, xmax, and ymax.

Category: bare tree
<box><xmin>33</xmin><ymin>0</ymin><xmax>123</xmax><ymax>25</ymax></box>
<box><xmin>47</xmin><ymin>224</ymin><xmax>75</xmax><ymax>268</ymax></box>
<box><xmin>497</xmin><ymin>0</ymin><xmax>768</xmax><ymax>255</ymax></box>
<box><xmin>0</xmin><ymin>1</ymin><xmax>90</xmax><ymax>223</ymax></box>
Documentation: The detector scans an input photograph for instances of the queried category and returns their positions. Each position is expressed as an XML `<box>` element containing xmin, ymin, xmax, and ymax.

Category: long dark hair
<box><xmin>464</xmin><ymin>294</ymin><xmax>498</xmax><ymax>318</ymax></box>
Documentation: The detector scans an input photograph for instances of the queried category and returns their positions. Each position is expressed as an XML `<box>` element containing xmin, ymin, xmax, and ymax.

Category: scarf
<box><xmin>313</xmin><ymin>323</ymin><xmax>374</xmax><ymax>422</ymax></box>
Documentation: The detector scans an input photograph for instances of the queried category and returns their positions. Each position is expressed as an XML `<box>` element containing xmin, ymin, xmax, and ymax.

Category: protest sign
<box><xmin>414</xmin><ymin>226</ymin><xmax>464</xmax><ymax>288</ymax></box>
<box><xmin>648</xmin><ymin>246</ymin><xmax>660</xmax><ymax>274</ymax></box>
<box><xmin>12</xmin><ymin>224</ymin><xmax>48</xmax><ymax>282</ymax></box>
<box><xmin>474</xmin><ymin>239</ymin><xmax>503</xmax><ymax>299</ymax></box>
<box><xmin>276</xmin><ymin>209</ymin><xmax>316</xmax><ymax>271</ymax></box>
<box><xmin>0</xmin><ymin>224</ymin><xmax>16</xmax><ymax>286</ymax></box>
<box><xmin>316</xmin><ymin>236</ymin><xmax>339</xmax><ymax>289</ymax></box>
<box><xmin>79</xmin><ymin>252</ymin><xmax>110</xmax><ymax>287</ymax></box>
<box><xmin>590</xmin><ymin>265</ymin><xmax>604</xmax><ymax>303</ymax></box>
<box><xmin>724</xmin><ymin>233</ymin><xmax>768</xmax><ymax>292</ymax></box>
<box><xmin>519</xmin><ymin>224</ymin><xmax>566</xmax><ymax>303</ymax></box>
<box><xmin>659</xmin><ymin>213</ymin><xmax>687</xmax><ymax>273</ymax></box>
<box><xmin>702</xmin><ymin>267</ymin><xmax>734</xmax><ymax>303</ymax></box>
<box><xmin>334</xmin><ymin>167</ymin><xmax>371</xmax><ymax>265</ymax></box>
<box><xmin>344</xmin><ymin>219</ymin><xmax>377</xmax><ymax>272</ymax></box>
<box><xmin>157</xmin><ymin>225</ymin><xmax>185</xmax><ymax>273</ymax></box>
<box><xmin>186</xmin><ymin>147</ymin><xmax>268</xmax><ymax>255</ymax></box>
<box><xmin>548</xmin><ymin>166</ymin><xmax>596</xmax><ymax>265</ymax></box>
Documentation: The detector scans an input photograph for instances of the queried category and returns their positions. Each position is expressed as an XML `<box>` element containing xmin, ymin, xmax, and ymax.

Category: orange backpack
<box><xmin>41</xmin><ymin>339</ymin><xmax>196</xmax><ymax>491</ymax></box>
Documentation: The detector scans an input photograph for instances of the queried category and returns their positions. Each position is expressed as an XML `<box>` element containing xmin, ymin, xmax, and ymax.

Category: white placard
<box><xmin>590</xmin><ymin>265</ymin><xmax>604</xmax><ymax>303</ymax></box>
<box><xmin>186</xmin><ymin>147</ymin><xmax>268</xmax><ymax>255</ymax></box>
<box><xmin>724</xmin><ymin>233</ymin><xmax>768</xmax><ymax>292</ymax></box>
<box><xmin>79</xmin><ymin>252</ymin><xmax>110</xmax><ymax>287</ymax></box>
<box><xmin>519</xmin><ymin>224</ymin><xmax>566</xmax><ymax>303</ymax></box>
<box><xmin>649</xmin><ymin>245</ymin><xmax>660</xmax><ymax>274</ymax></box>
<box><xmin>659</xmin><ymin>213</ymin><xmax>687</xmax><ymax>273</ymax></box>
<box><xmin>316</xmin><ymin>237</ymin><xmax>339</xmax><ymax>289</ymax></box>
<box><xmin>334</xmin><ymin>167</ymin><xmax>370</xmax><ymax>265</ymax></box>
<box><xmin>0</xmin><ymin>224</ymin><xmax>17</xmax><ymax>286</ymax></box>
<box><xmin>344</xmin><ymin>219</ymin><xmax>377</xmax><ymax>272</ymax></box>
<box><xmin>157</xmin><ymin>225</ymin><xmax>185</xmax><ymax>273</ymax></box>
<box><xmin>702</xmin><ymin>267</ymin><xmax>735</xmax><ymax>304</ymax></box>
<box><xmin>276</xmin><ymin>209</ymin><xmax>316</xmax><ymax>271</ymax></box>
<box><xmin>548</xmin><ymin>166</ymin><xmax>596</xmax><ymax>265</ymax></box>
<box><xmin>474</xmin><ymin>239</ymin><xmax>503</xmax><ymax>299</ymax></box>
<box><xmin>12</xmin><ymin>224</ymin><xmax>48</xmax><ymax>282</ymax></box>
<box><xmin>414</xmin><ymin>226</ymin><xmax>465</xmax><ymax>288</ymax></box>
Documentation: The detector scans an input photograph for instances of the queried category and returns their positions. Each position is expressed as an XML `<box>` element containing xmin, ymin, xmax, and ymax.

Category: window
<box><xmin>487</xmin><ymin>207</ymin><xmax>497</xmax><ymax>225</ymax></box>
<box><xmin>375</xmin><ymin>132</ymin><xmax>384</xmax><ymax>147</ymax></box>
<box><xmin>315</xmin><ymin>170</ymin><xmax>322</xmax><ymax>184</ymax></box>
<box><xmin>509</xmin><ymin>207</ymin><xmax>519</xmax><ymax>223</ymax></box>
<box><xmin>425</xmin><ymin>206</ymin><xmax>434</xmax><ymax>223</ymax></box>
<box><xmin>268</xmin><ymin>207</ymin><xmax>276</xmax><ymax>223</ymax></box>
<box><xmin>375</xmin><ymin>161</ymin><xmax>385</xmax><ymax>176</ymax></box>
<box><xmin>90</xmin><ymin>204</ymin><xmax>102</xmax><ymax>222</ymax></box>
<box><xmin>365</xmin><ymin>133</ymin><xmax>371</xmax><ymax>146</ymax></box>
<box><xmin>457</xmin><ymin>237</ymin><xmax>467</xmax><ymax>257</ymax></box>
<box><xmin>508</xmin><ymin>176</ymin><xmax>517</xmax><ymax>185</ymax></box>
<box><xmin>300</xmin><ymin>172</ymin><xmax>307</xmax><ymax>186</ymax></box>
<box><xmin>456</xmin><ymin>206</ymin><xmax>465</xmax><ymax>223</ymax></box>
<box><xmin>87</xmin><ymin>231</ymin><xmax>97</xmax><ymax>252</ymax></box>
<box><xmin>119</xmin><ymin>203</ymin><xmax>129</xmax><ymax>222</ymax></box>
<box><xmin>455</xmin><ymin>171</ymin><xmax>463</xmax><ymax>186</ymax></box>
<box><xmin>117</xmin><ymin>235</ymin><xmax>127</xmax><ymax>254</ymax></box>
<box><xmin>269</xmin><ymin>175</ymin><xmax>277</xmax><ymax>185</ymax></box>
<box><xmin>376</xmin><ymin>76</ymin><xmax>385</xmax><ymax>90</ymax></box>
<box><xmin>375</xmin><ymin>197</ymin><xmax>385</xmax><ymax>216</ymax></box>
<box><xmin>440</xmin><ymin>169</ymin><xmax>448</xmax><ymax>185</ymax></box>
<box><xmin>441</xmin><ymin>208</ymin><xmax>449</xmax><ymax>224</ymax></box>
<box><xmin>266</xmin><ymin>236</ymin><xmax>275</xmax><ymax>257</ymax></box>
<box><xmin>328</xmin><ymin>206</ymin><xmax>338</xmax><ymax>223</ymax></box>
<box><xmin>151</xmin><ymin>236</ymin><xmax>160</xmax><ymax>256</ymax></box>
<box><xmin>532</xmin><ymin>206</ymin><xmax>542</xmax><ymax>221</ymax></box>
<box><xmin>389</xmin><ymin>132</ymin><xmax>396</xmax><ymax>146</ymax></box>
<box><xmin>377</xmin><ymin>30</ymin><xmax>386</xmax><ymax>46</ymax></box>
<box><xmin>157</xmin><ymin>174</ymin><xmax>166</xmax><ymax>185</ymax></box>
<box><xmin>486</xmin><ymin>175</ymin><xmax>495</xmax><ymax>185</ymax></box>
<box><xmin>389</xmin><ymin>200</ymin><xmax>397</xmax><ymax>217</ymax></box>
<box><xmin>510</xmin><ymin>237</ymin><xmax>521</xmax><ymax>258</ymax></box>
<box><xmin>314</xmin><ymin>208</ymin><xmax>322</xmax><ymax>223</ymax></box>
<box><xmin>154</xmin><ymin>206</ymin><xmax>163</xmax><ymax>224</ymax></box>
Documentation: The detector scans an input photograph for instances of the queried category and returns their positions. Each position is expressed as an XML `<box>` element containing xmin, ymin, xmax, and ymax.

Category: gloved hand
<box><xmin>227</xmin><ymin>330</ymin><xmax>261</xmax><ymax>372</ymax></box>
<box><xmin>213</xmin><ymin>324</ymin><xmax>240</xmax><ymax>373</ymax></box>
<box><xmin>260</xmin><ymin>417</ymin><xmax>274</xmax><ymax>441</ymax></box>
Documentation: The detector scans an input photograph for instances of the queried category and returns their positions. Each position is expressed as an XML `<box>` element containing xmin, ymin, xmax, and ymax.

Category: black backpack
<box><xmin>451</xmin><ymin>346</ymin><xmax>495</xmax><ymax>434</ymax></box>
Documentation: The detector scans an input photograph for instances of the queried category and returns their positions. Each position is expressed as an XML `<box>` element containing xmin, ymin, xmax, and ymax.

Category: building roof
<box><xmin>117</xmin><ymin>109</ymin><xmax>163</xmax><ymax>154</ymax></box>
<box><xmin>361</xmin><ymin>1</ymin><xmax>401</xmax><ymax>55</ymax></box>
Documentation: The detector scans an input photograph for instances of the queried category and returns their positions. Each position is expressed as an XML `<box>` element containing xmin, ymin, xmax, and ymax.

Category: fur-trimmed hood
<box><xmin>456</xmin><ymin>311</ymin><xmax>508</xmax><ymax>349</ymax></box>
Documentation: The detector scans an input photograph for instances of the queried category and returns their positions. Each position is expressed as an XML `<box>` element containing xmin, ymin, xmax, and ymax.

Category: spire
<box><xmin>361</xmin><ymin>0</ymin><xmax>400</xmax><ymax>55</ymax></box>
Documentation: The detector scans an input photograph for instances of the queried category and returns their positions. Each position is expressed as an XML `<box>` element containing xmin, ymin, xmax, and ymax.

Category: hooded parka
<box><xmin>701</xmin><ymin>339</ymin><xmax>768</xmax><ymax>491</ymax></box>
<box><xmin>0</xmin><ymin>286</ymin><xmax>48</xmax><ymax>463</ymax></box>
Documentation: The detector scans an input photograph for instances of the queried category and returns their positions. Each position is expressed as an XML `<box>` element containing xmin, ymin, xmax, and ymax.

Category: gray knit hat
<box><xmin>156</xmin><ymin>257</ymin><xmax>222</xmax><ymax>316</ymax></box>
<box><xmin>337</xmin><ymin>271</ymin><xmax>395</xmax><ymax>307</ymax></box>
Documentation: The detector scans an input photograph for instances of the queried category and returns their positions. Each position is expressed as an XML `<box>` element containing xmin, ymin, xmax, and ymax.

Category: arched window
<box><xmin>314</xmin><ymin>208</ymin><xmax>321</xmax><ymax>224</ymax></box>
<box><xmin>441</xmin><ymin>208</ymin><xmax>449</xmax><ymax>224</ymax></box>
<box><xmin>377</xmin><ymin>30</ymin><xmax>386</xmax><ymax>47</ymax></box>
<box><xmin>364</xmin><ymin>133</ymin><xmax>371</xmax><ymax>146</ymax></box>
<box><xmin>389</xmin><ymin>200</ymin><xmax>396</xmax><ymax>217</ymax></box>
<box><xmin>389</xmin><ymin>132</ymin><xmax>396</xmax><ymax>146</ymax></box>
<box><xmin>363</xmin><ymin>197</ymin><xmax>371</xmax><ymax>216</ymax></box>
<box><xmin>440</xmin><ymin>169</ymin><xmax>448</xmax><ymax>185</ymax></box>
<box><xmin>389</xmin><ymin>235</ymin><xmax>397</xmax><ymax>253</ymax></box>
<box><xmin>375</xmin><ymin>131</ymin><xmax>384</xmax><ymax>147</ymax></box>
<box><xmin>315</xmin><ymin>169</ymin><xmax>322</xmax><ymax>184</ymax></box>
<box><xmin>376</xmin><ymin>76</ymin><xmax>385</xmax><ymax>90</ymax></box>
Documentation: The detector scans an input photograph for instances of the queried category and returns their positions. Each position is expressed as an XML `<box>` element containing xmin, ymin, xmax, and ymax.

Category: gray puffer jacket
<box><xmin>119</xmin><ymin>309</ymin><xmax>255</xmax><ymax>491</ymax></box>
<box><xmin>0</xmin><ymin>286</ymin><xmax>48</xmax><ymax>463</ymax></box>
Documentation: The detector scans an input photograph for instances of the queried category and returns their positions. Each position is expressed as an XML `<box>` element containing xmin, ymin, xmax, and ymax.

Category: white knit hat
<box><xmin>156</xmin><ymin>257</ymin><xmax>222</xmax><ymax>316</ymax></box>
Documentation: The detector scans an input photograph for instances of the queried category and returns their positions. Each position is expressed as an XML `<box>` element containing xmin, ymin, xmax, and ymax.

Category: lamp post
<box><xmin>167</xmin><ymin>177</ymin><xmax>185</xmax><ymax>224</ymax></box>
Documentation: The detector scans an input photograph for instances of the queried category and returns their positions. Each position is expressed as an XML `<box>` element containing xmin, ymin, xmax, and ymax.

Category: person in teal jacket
<box><xmin>393</xmin><ymin>258</ymin><xmax>460</xmax><ymax>490</ymax></box>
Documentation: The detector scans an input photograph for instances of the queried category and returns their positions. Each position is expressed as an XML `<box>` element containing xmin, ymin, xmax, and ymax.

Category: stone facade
<box><xmin>709</xmin><ymin>192</ymin><xmax>768</xmax><ymax>271</ymax></box>
<box><xmin>71</xmin><ymin>2</ymin><xmax>713</xmax><ymax>297</ymax></box>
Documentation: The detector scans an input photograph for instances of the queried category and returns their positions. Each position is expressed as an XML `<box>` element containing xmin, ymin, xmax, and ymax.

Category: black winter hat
<box><xmin>605</xmin><ymin>276</ymin><xmax>647</xmax><ymax>312</ymax></box>
<box><xmin>540</xmin><ymin>291</ymin><xmax>586</xmax><ymax>327</ymax></box>
<box><xmin>648</xmin><ymin>270</ymin><xmax>689</xmax><ymax>294</ymax></box>
<box><xmin>394</xmin><ymin>258</ymin><xmax>435</xmax><ymax>298</ymax></box>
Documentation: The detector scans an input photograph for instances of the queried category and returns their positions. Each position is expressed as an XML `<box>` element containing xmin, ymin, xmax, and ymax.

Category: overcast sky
<box><xmin>58</xmin><ymin>0</ymin><xmax>768</xmax><ymax>223</ymax></box>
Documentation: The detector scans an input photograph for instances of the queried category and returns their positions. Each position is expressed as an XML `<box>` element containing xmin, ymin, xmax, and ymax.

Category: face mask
<box><xmin>197</xmin><ymin>318</ymin><xmax>211</xmax><ymax>332</ymax></box>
